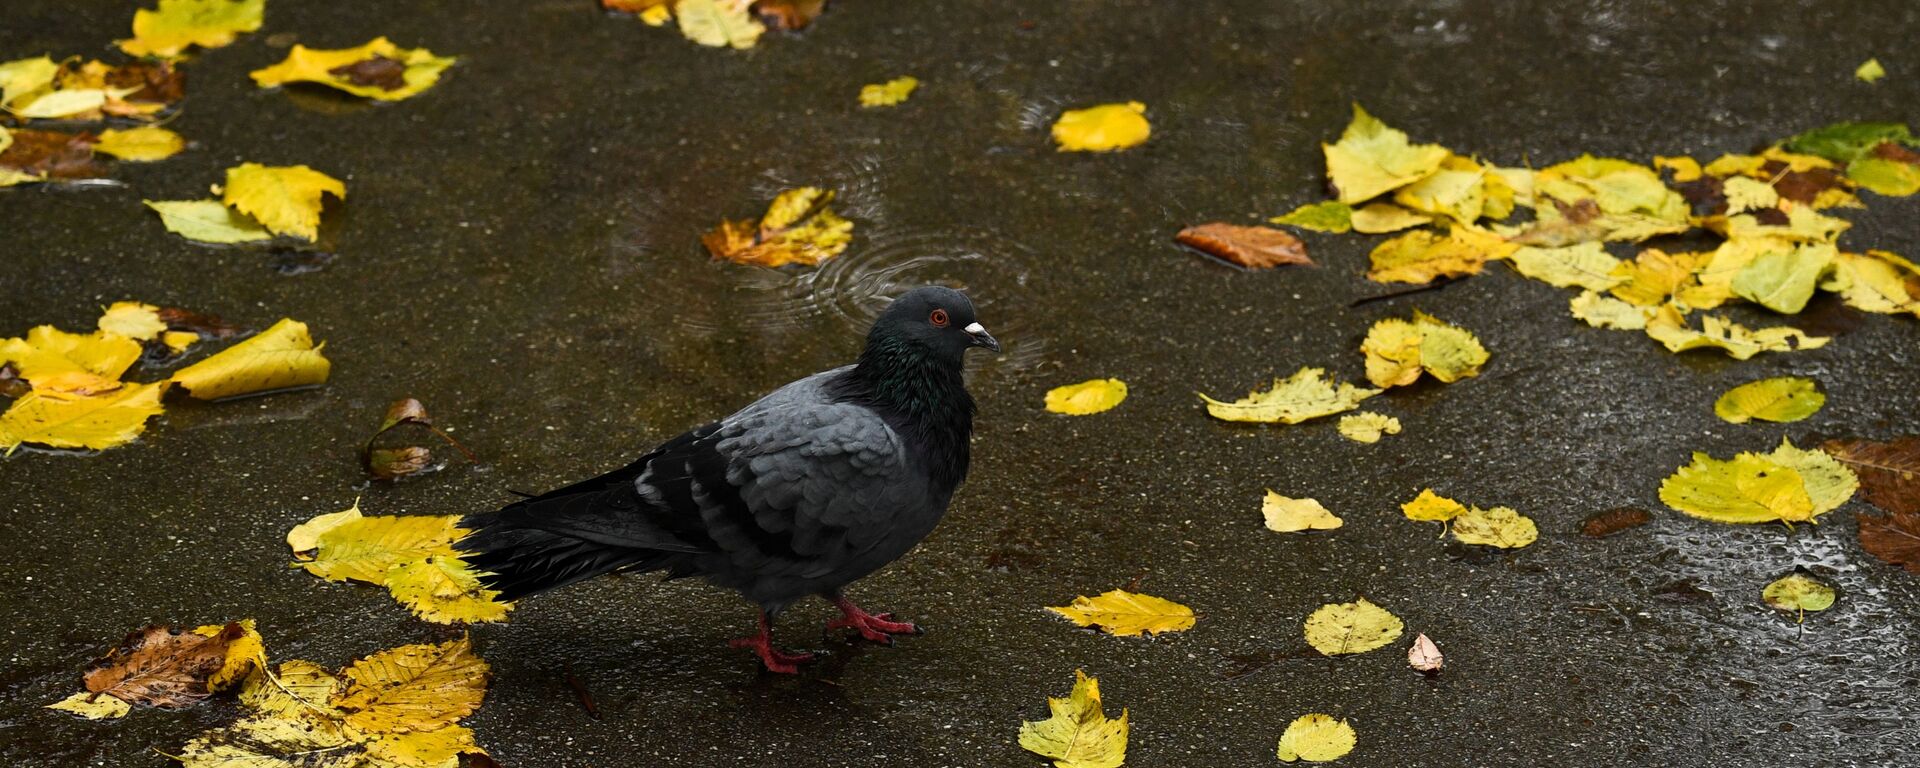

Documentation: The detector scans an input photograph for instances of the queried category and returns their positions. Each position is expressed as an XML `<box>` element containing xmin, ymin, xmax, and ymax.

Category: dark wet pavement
<box><xmin>5</xmin><ymin>1</ymin><xmax>1920</xmax><ymax>766</ymax></box>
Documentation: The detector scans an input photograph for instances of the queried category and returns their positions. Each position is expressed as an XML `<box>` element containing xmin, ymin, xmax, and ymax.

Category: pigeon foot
<box><xmin>828</xmin><ymin>596</ymin><xmax>923</xmax><ymax>645</ymax></box>
<box><xmin>732</xmin><ymin>610</ymin><xmax>816</xmax><ymax>674</ymax></box>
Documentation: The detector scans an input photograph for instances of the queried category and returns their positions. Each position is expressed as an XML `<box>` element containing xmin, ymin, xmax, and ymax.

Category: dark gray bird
<box><xmin>458</xmin><ymin>287</ymin><xmax>999</xmax><ymax>672</ymax></box>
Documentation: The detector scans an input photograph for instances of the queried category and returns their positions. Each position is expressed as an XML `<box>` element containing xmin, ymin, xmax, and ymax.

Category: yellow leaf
<box><xmin>368</xmin><ymin>723</ymin><xmax>481</xmax><ymax>766</ymax></box>
<box><xmin>1199</xmin><ymin>367</ymin><xmax>1380</xmax><ymax>424</ymax></box>
<box><xmin>162</xmin><ymin>331</ymin><xmax>199</xmax><ymax>353</ymax></box>
<box><xmin>221</xmin><ymin>164</ymin><xmax>346</xmax><ymax>241</ymax></box>
<box><xmin>1322</xmin><ymin>104</ymin><xmax>1448</xmax><ymax>203</ymax></box>
<box><xmin>1643</xmin><ymin>304</ymin><xmax>1829</xmax><ymax>360</ymax></box>
<box><xmin>287</xmin><ymin>499</ymin><xmax>363</xmax><ymax>555</ymax></box>
<box><xmin>1336</xmin><ymin>412</ymin><xmax>1400</xmax><ymax>444</ymax></box>
<box><xmin>384</xmin><ymin>555</ymin><xmax>513</xmax><ymax>624</ymax></box>
<box><xmin>237</xmin><ymin>660</ymin><xmax>341</xmax><ymax>719</ymax></box>
<box><xmin>144</xmin><ymin>199</ymin><xmax>274</xmax><ymax>244</ymax></box>
<box><xmin>1262</xmin><ymin>491</ymin><xmax>1343</xmax><ymax>533</ymax></box>
<box><xmin>1722</xmin><ymin>176</ymin><xmax>1780</xmax><ymax>215</ymax></box>
<box><xmin>120</xmin><ymin>0</ymin><xmax>265</xmax><ymax>58</ymax></box>
<box><xmin>331</xmin><ymin>636</ymin><xmax>490</xmax><ymax>735</ymax></box>
<box><xmin>177</xmin><ymin>713</ymin><xmax>356</xmax><ymax>768</ymax></box>
<box><xmin>1348</xmin><ymin>203</ymin><xmax>1431</xmax><ymax>234</ymax></box>
<box><xmin>0</xmin><ymin>325</ymin><xmax>143</xmax><ymax>394</ymax></box>
<box><xmin>249</xmin><ymin>38</ymin><xmax>459</xmax><ymax>102</ymax></box>
<box><xmin>1825</xmin><ymin>251</ymin><xmax>1920</xmax><ymax>316</ymax></box>
<box><xmin>0</xmin><ymin>56</ymin><xmax>58</xmax><ymax>105</ymax></box>
<box><xmin>8</xmin><ymin>88</ymin><xmax>109</xmax><ymax>119</ymax></box>
<box><xmin>1507</xmin><ymin>242</ymin><xmax>1624</xmax><ymax>290</ymax></box>
<box><xmin>1536</xmin><ymin>155</ymin><xmax>1687</xmax><ymax>222</ymax></box>
<box><xmin>192</xmin><ymin>618</ymin><xmax>264</xmax><ymax>690</ymax></box>
<box><xmin>1730</xmin><ymin>243</ymin><xmax>1836</xmax><ymax>313</ymax></box>
<box><xmin>1687</xmin><ymin>238</ymin><xmax>1791</xmax><ymax>310</ymax></box>
<box><xmin>1044</xmin><ymin>378</ymin><xmax>1128</xmax><ymax>415</ymax></box>
<box><xmin>1393</xmin><ymin>166</ymin><xmax>1488</xmax><ymax>223</ymax></box>
<box><xmin>1450</xmin><ymin>505</ymin><xmax>1538</xmax><ymax>548</ymax></box>
<box><xmin>703</xmin><ymin>187</ymin><xmax>854</xmax><ymax>267</ymax></box>
<box><xmin>640</xmin><ymin>4</ymin><xmax>673</xmax><ymax>25</ymax></box>
<box><xmin>1270</xmin><ymin>201</ymin><xmax>1353</xmax><ymax>233</ymax></box>
<box><xmin>1366</xmin><ymin>227</ymin><xmax>1515</xmax><ymax>284</ymax></box>
<box><xmin>859</xmin><ymin>76</ymin><xmax>918</xmax><ymax>107</ymax></box>
<box><xmin>1714</xmin><ymin>377</ymin><xmax>1824</xmax><ymax>424</ymax></box>
<box><xmin>1568</xmin><ymin>290</ymin><xmax>1655</xmax><ymax>330</ymax></box>
<box><xmin>1046</xmin><ymin>589</ymin><xmax>1195</xmax><ymax>637</ymax></box>
<box><xmin>1359</xmin><ymin>311</ymin><xmax>1487</xmax><ymax>388</ymax></box>
<box><xmin>1856</xmin><ymin>58</ymin><xmax>1886</xmax><ymax>84</ymax></box>
<box><xmin>0</xmin><ymin>382</ymin><xmax>166</xmax><ymax>455</ymax></box>
<box><xmin>1276</xmin><ymin>713</ymin><xmax>1357</xmax><ymax>763</ymax></box>
<box><xmin>1763</xmin><ymin>573</ymin><xmax>1836</xmax><ymax>621</ymax></box>
<box><xmin>1052</xmin><ymin>101</ymin><xmax>1150</xmax><ymax>152</ymax></box>
<box><xmin>1723</xmin><ymin>205</ymin><xmax>1851</xmax><ymax>243</ymax></box>
<box><xmin>675</xmin><ymin>0</ymin><xmax>765</xmax><ymax>49</ymax></box>
<box><xmin>1018</xmin><ymin>670</ymin><xmax>1128</xmax><ymax>768</ymax></box>
<box><xmin>93</xmin><ymin>127</ymin><xmax>186</xmax><ymax>161</ymax></box>
<box><xmin>1659</xmin><ymin>439</ymin><xmax>1857</xmax><ymax>525</ymax></box>
<box><xmin>296</xmin><ymin>512</ymin><xmax>461</xmax><ymax>584</ymax></box>
<box><xmin>1400</xmin><ymin>489</ymin><xmax>1465</xmax><ymax>522</ymax></box>
<box><xmin>1303</xmin><ymin>598</ymin><xmax>1403</xmax><ymax>656</ymax></box>
<box><xmin>171</xmin><ymin>318</ymin><xmax>331</xmax><ymax>400</ymax></box>
<box><xmin>98</xmin><ymin>301</ymin><xmax>167</xmax><ymax>340</ymax></box>
<box><xmin>46</xmin><ymin>691</ymin><xmax>131</xmax><ymax>720</ymax></box>
<box><xmin>1609</xmin><ymin>248</ymin><xmax>1707</xmax><ymax>307</ymax></box>
<box><xmin>1653</xmin><ymin>155</ymin><xmax>1703</xmax><ymax>182</ymax></box>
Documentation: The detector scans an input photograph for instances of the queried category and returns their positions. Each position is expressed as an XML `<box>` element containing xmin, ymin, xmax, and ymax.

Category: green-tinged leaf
<box><xmin>1714</xmin><ymin>377</ymin><xmax>1824</xmax><ymax>424</ymax></box>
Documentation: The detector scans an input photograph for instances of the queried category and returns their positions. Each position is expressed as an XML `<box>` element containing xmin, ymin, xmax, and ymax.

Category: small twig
<box><xmin>564</xmin><ymin>663</ymin><xmax>600</xmax><ymax>720</ymax></box>
<box><xmin>1349</xmin><ymin>276</ymin><xmax>1460</xmax><ymax>307</ymax></box>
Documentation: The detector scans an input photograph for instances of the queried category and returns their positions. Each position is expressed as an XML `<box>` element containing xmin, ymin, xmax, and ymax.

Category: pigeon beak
<box><xmin>964</xmin><ymin>322</ymin><xmax>1002</xmax><ymax>353</ymax></box>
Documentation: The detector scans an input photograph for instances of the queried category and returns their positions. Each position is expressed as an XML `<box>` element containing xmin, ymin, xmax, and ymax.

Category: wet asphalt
<box><xmin>4</xmin><ymin>1</ymin><xmax>1920</xmax><ymax>766</ymax></box>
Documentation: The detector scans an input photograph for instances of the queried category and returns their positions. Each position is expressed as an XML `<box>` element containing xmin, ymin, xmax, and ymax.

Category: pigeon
<box><xmin>458</xmin><ymin>286</ymin><xmax>1000</xmax><ymax>673</ymax></box>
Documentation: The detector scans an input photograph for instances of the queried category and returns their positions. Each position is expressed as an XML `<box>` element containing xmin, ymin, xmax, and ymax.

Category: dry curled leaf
<box><xmin>363</xmin><ymin>398</ymin><xmax>476</xmax><ymax>480</ymax></box>
<box><xmin>1175</xmin><ymin>222</ymin><xmax>1312</xmax><ymax>269</ymax></box>
<box><xmin>81</xmin><ymin>623</ymin><xmax>248</xmax><ymax>709</ymax></box>
<box><xmin>1580</xmin><ymin>507</ymin><xmax>1652</xmax><ymax>538</ymax></box>
<box><xmin>0</xmin><ymin>128</ymin><xmax>107</xmax><ymax>185</ymax></box>
<box><xmin>1407</xmin><ymin>633</ymin><xmax>1443</xmax><ymax>675</ymax></box>
<box><xmin>755</xmin><ymin>0</ymin><xmax>827</xmax><ymax>30</ymax></box>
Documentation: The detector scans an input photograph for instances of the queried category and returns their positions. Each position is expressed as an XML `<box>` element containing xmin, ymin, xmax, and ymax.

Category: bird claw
<box><xmin>828</xmin><ymin>606</ymin><xmax>923</xmax><ymax>645</ymax></box>
<box><xmin>729</xmin><ymin>635</ymin><xmax>818</xmax><ymax>674</ymax></box>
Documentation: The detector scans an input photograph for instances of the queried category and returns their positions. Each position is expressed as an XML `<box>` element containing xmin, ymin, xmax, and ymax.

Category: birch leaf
<box><xmin>1276</xmin><ymin>713</ymin><xmax>1356</xmax><ymax>763</ymax></box>
<box><xmin>120</xmin><ymin>0</ymin><xmax>265</xmax><ymax>58</ymax></box>
<box><xmin>98</xmin><ymin>302</ymin><xmax>167</xmax><ymax>340</ymax></box>
<box><xmin>1507</xmin><ymin>242</ymin><xmax>1624</xmax><ymax>290</ymax></box>
<box><xmin>221</xmin><ymin>164</ymin><xmax>346</xmax><ymax>241</ymax></box>
<box><xmin>46</xmin><ymin>692</ymin><xmax>131</xmax><ymax>720</ymax></box>
<box><xmin>1644</xmin><ymin>305</ymin><xmax>1829</xmax><ymax>360</ymax></box>
<box><xmin>145</xmin><ymin>199</ymin><xmax>274</xmax><ymax>244</ymax></box>
<box><xmin>384</xmin><ymin>555</ymin><xmax>512</xmax><ymax>624</ymax></box>
<box><xmin>1349</xmin><ymin>203</ymin><xmax>1431</xmax><ymax>234</ymax></box>
<box><xmin>1262</xmin><ymin>492</ymin><xmax>1343</xmax><ymax>533</ymax></box>
<box><xmin>676</xmin><ymin>0</ymin><xmax>766</xmax><ymax>49</ymax></box>
<box><xmin>1450</xmin><ymin>505</ymin><xmax>1539</xmax><ymax>548</ymax></box>
<box><xmin>1762</xmin><ymin>573</ymin><xmax>1836</xmax><ymax>621</ymax></box>
<box><xmin>250</xmin><ymin>38</ymin><xmax>459</xmax><ymax>102</ymax></box>
<box><xmin>1322</xmin><ymin>104</ymin><xmax>1448</xmax><ymax>203</ymax></box>
<box><xmin>1018</xmin><ymin>670</ymin><xmax>1128</xmax><ymax>768</ymax></box>
<box><xmin>1046</xmin><ymin>590</ymin><xmax>1195</xmax><ymax>637</ymax></box>
<box><xmin>1045</xmin><ymin>378</ymin><xmax>1128</xmax><ymax>415</ymax></box>
<box><xmin>1304</xmin><ymin>598</ymin><xmax>1403</xmax><ymax>656</ymax></box>
<box><xmin>1359</xmin><ymin>311</ymin><xmax>1487</xmax><ymax>388</ymax></box>
<box><xmin>1731</xmin><ymin>244</ymin><xmax>1836</xmax><ymax>314</ymax></box>
<box><xmin>1659</xmin><ymin>439</ymin><xmax>1856</xmax><ymax>525</ymax></box>
<box><xmin>702</xmin><ymin>187</ymin><xmax>853</xmax><ymax>267</ymax></box>
<box><xmin>93</xmin><ymin>127</ymin><xmax>185</xmax><ymax>161</ymax></box>
<box><xmin>1401</xmin><ymin>489</ymin><xmax>1466</xmax><ymax>523</ymax></box>
<box><xmin>1569</xmin><ymin>290</ymin><xmax>1655</xmax><ymax>330</ymax></box>
<box><xmin>1713</xmin><ymin>377</ymin><xmax>1824</xmax><ymax>424</ymax></box>
<box><xmin>331</xmin><ymin>636</ymin><xmax>490</xmax><ymax>734</ymax></box>
<box><xmin>1199</xmin><ymin>368</ymin><xmax>1379</xmax><ymax>425</ymax></box>
<box><xmin>1052</xmin><ymin>102</ymin><xmax>1150</xmax><ymax>152</ymax></box>
<box><xmin>295</xmin><ymin>512</ymin><xmax>461</xmax><ymax>584</ymax></box>
<box><xmin>1336</xmin><ymin>412</ymin><xmax>1400</xmax><ymax>443</ymax></box>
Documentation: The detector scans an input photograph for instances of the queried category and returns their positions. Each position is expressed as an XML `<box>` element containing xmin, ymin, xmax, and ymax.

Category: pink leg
<box><xmin>827</xmin><ymin>594</ymin><xmax>923</xmax><ymax>645</ymax></box>
<box><xmin>728</xmin><ymin>610</ymin><xmax>816</xmax><ymax>674</ymax></box>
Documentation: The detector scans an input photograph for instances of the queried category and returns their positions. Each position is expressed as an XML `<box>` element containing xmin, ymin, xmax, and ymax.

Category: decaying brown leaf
<box><xmin>81</xmin><ymin>623</ymin><xmax>246</xmax><ymax>709</ymax></box>
<box><xmin>1407</xmin><ymin>633</ymin><xmax>1442</xmax><ymax>675</ymax></box>
<box><xmin>363</xmin><ymin>398</ymin><xmax>475</xmax><ymax>480</ymax></box>
<box><xmin>1580</xmin><ymin>507</ymin><xmax>1652</xmax><ymax>538</ymax></box>
<box><xmin>156</xmin><ymin>306</ymin><xmax>243</xmax><ymax>339</ymax></box>
<box><xmin>1175</xmin><ymin>222</ymin><xmax>1313</xmax><ymax>270</ymax></box>
<box><xmin>1856</xmin><ymin>509</ymin><xmax>1920</xmax><ymax>574</ymax></box>
<box><xmin>755</xmin><ymin>0</ymin><xmax>827</xmax><ymax>29</ymax></box>
<box><xmin>328</xmin><ymin>56</ymin><xmax>409</xmax><ymax>91</ymax></box>
<box><xmin>0</xmin><ymin>129</ymin><xmax>107</xmax><ymax>182</ymax></box>
<box><xmin>1822</xmin><ymin>437</ymin><xmax>1920</xmax><ymax>515</ymax></box>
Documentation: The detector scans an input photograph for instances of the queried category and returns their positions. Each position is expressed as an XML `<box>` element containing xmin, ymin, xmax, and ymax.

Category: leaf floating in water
<box><xmin>1175</xmin><ymin>222</ymin><xmax>1313</xmax><ymax>270</ymax></box>
<box><xmin>703</xmin><ymin>187</ymin><xmax>854</xmax><ymax>267</ymax></box>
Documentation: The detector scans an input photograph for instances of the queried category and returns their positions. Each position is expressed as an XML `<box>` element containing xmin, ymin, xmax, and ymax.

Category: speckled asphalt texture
<box><xmin>4</xmin><ymin>2</ymin><xmax>1919</xmax><ymax>766</ymax></box>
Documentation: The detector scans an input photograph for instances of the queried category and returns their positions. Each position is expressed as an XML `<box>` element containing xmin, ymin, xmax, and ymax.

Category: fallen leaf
<box><xmin>144</xmin><ymin>199</ymin><xmax>274</xmax><ymax>244</ymax></box>
<box><xmin>177</xmin><ymin>713</ymin><xmax>355</xmax><ymax>768</ymax></box>
<box><xmin>288</xmin><ymin>500</ymin><xmax>363</xmax><ymax>555</ymax></box>
<box><xmin>1644</xmin><ymin>305</ymin><xmax>1829</xmax><ymax>360</ymax></box>
<box><xmin>1407</xmin><ymin>633</ymin><xmax>1442</xmax><ymax>675</ymax></box>
<box><xmin>1304</xmin><ymin>598</ymin><xmax>1403</xmax><ymax>656</ymax></box>
<box><xmin>1366</xmin><ymin>227</ymin><xmax>1515</xmax><ymax>284</ymax></box>
<box><xmin>221</xmin><ymin>164</ymin><xmax>347</xmax><ymax>241</ymax></box>
<box><xmin>1175</xmin><ymin>222</ymin><xmax>1312</xmax><ymax>269</ymax></box>
<box><xmin>294</xmin><ymin>510</ymin><xmax>461</xmax><ymax>583</ymax></box>
<box><xmin>1855</xmin><ymin>508</ymin><xmax>1920</xmax><ymax>573</ymax></box>
<box><xmin>45</xmin><ymin>692</ymin><xmax>132</xmax><ymax>720</ymax></box>
<box><xmin>1019</xmin><ymin>670</ymin><xmax>1127</xmax><ymax>768</ymax></box>
<box><xmin>1348</xmin><ymin>202</ymin><xmax>1431</xmax><ymax>234</ymax></box>
<box><xmin>250</xmin><ymin>38</ymin><xmax>459</xmax><ymax>101</ymax></box>
<box><xmin>1713</xmin><ymin>377</ymin><xmax>1824</xmax><ymax>424</ymax></box>
<box><xmin>363</xmin><ymin>397</ymin><xmax>476</xmax><ymax>479</ymax></box>
<box><xmin>97</xmin><ymin>302</ymin><xmax>168</xmax><ymax>341</ymax></box>
<box><xmin>1532</xmin><ymin>155</ymin><xmax>1689</xmax><ymax>241</ymax></box>
<box><xmin>1846</xmin><ymin>155</ymin><xmax>1920</xmax><ymax>196</ymax></box>
<box><xmin>171</xmin><ymin>318</ymin><xmax>331</xmax><ymax>400</ymax></box>
<box><xmin>1580</xmin><ymin>507</ymin><xmax>1652</xmax><ymax>538</ymax></box>
<box><xmin>1044</xmin><ymin>378</ymin><xmax>1128</xmax><ymax>415</ymax></box>
<box><xmin>1322</xmin><ymin>104</ymin><xmax>1448</xmax><ymax>203</ymax></box>
<box><xmin>1046</xmin><ymin>590</ymin><xmax>1195</xmax><ymax>637</ymax></box>
<box><xmin>0</xmin><ymin>325</ymin><xmax>142</xmax><ymax>394</ymax></box>
<box><xmin>1654</xmin><ymin>155</ymin><xmax>1703</xmax><ymax>182</ymax></box>
<box><xmin>1608</xmin><ymin>248</ymin><xmax>1707</xmax><ymax>307</ymax></box>
<box><xmin>1401</xmin><ymin>489</ymin><xmax>1466</xmax><ymax>523</ymax></box>
<box><xmin>1762</xmin><ymin>572</ymin><xmax>1836</xmax><ymax>622</ymax></box>
<box><xmin>80</xmin><ymin>622</ymin><xmax>249</xmax><ymax>709</ymax></box>
<box><xmin>676</xmin><ymin>0</ymin><xmax>766</xmax><ymax>49</ymax></box>
<box><xmin>703</xmin><ymin>187</ymin><xmax>853</xmax><ymax>267</ymax></box>
<box><xmin>1659</xmin><ymin>438</ymin><xmax>1857</xmax><ymax>525</ymax></box>
<box><xmin>755</xmin><ymin>0</ymin><xmax>827</xmax><ymax>29</ymax></box>
<box><xmin>1731</xmin><ymin>243</ymin><xmax>1836</xmax><ymax>313</ymax></box>
<box><xmin>1824</xmin><ymin>251</ymin><xmax>1920</xmax><ymax>317</ymax></box>
<box><xmin>236</xmin><ymin>660</ymin><xmax>340</xmax><ymax>720</ymax></box>
<box><xmin>602</xmin><ymin>0</ymin><xmax>670</xmax><ymax>10</ymax></box>
<box><xmin>0</xmin><ymin>56</ymin><xmax>58</xmax><ymax>105</ymax></box>
<box><xmin>1856</xmin><ymin>58</ymin><xmax>1886</xmax><ymax>83</ymax></box>
<box><xmin>332</xmin><ymin>636</ymin><xmax>490</xmax><ymax>734</ymax></box>
<box><xmin>1275</xmin><ymin>713</ymin><xmax>1356</xmax><ymax>763</ymax></box>
<box><xmin>385</xmin><ymin>555</ymin><xmax>513</xmax><ymax>624</ymax></box>
<box><xmin>0</xmin><ymin>382</ymin><xmax>167</xmax><ymax>455</ymax></box>
<box><xmin>1199</xmin><ymin>367</ymin><xmax>1380</xmax><ymax>425</ymax></box>
<box><xmin>91</xmin><ymin>127</ymin><xmax>185</xmax><ymax>162</ymax></box>
<box><xmin>1270</xmin><ymin>201</ymin><xmax>1353</xmax><ymax>233</ymax></box>
<box><xmin>1262</xmin><ymin>492</ymin><xmax>1343</xmax><ymax>533</ymax></box>
<box><xmin>1820</xmin><ymin>437</ymin><xmax>1920</xmax><ymax>515</ymax></box>
<box><xmin>1450</xmin><ymin>505</ymin><xmax>1538</xmax><ymax>548</ymax></box>
<box><xmin>120</xmin><ymin>0</ymin><xmax>265</xmax><ymax>57</ymax></box>
<box><xmin>1359</xmin><ymin>311</ymin><xmax>1487</xmax><ymax>388</ymax></box>
<box><xmin>859</xmin><ymin>75</ymin><xmax>917</xmax><ymax>107</ymax></box>
<box><xmin>1784</xmin><ymin>121</ymin><xmax>1914</xmax><ymax>163</ymax></box>
<box><xmin>1336</xmin><ymin>412</ymin><xmax>1400</xmax><ymax>443</ymax></box>
<box><xmin>1506</xmin><ymin>242</ymin><xmax>1624</xmax><ymax>290</ymax></box>
<box><xmin>1052</xmin><ymin>102</ymin><xmax>1150</xmax><ymax>152</ymax></box>
<box><xmin>0</xmin><ymin>128</ymin><xmax>107</xmax><ymax>184</ymax></box>
<box><xmin>1568</xmin><ymin>290</ymin><xmax>1656</xmax><ymax>330</ymax></box>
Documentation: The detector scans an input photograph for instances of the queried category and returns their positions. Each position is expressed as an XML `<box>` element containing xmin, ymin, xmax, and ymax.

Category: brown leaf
<box><xmin>380</xmin><ymin>397</ymin><xmax>434</xmax><ymax>432</ymax></box>
<box><xmin>104</xmin><ymin>60</ymin><xmax>186</xmax><ymax>108</ymax></box>
<box><xmin>1175</xmin><ymin>222</ymin><xmax>1313</xmax><ymax>270</ymax></box>
<box><xmin>1871</xmin><ymin>142</ymin><xmax>1920</xmax><ymax>165</ymax></box>
<box><xmin>1856</xmin><ymin>509</ymin><xmax>1920</xmax><ymax>574</ymax></box>
<box><xmin>0</xmin><ymin>364</ymin><xmax>28</xmax><ymax>399</ymax></box>
<box><xmin>1771</xmin><ymin>168</ymin><xmax>1845</xmax><ymax>205</ymax></box>
<box><xmin>1510</xmin><ymin>198</ymin><xmax>1606</xmax><ymax>246</ymax></box>
<box><xmin>157</xmin><ymin>307</ymin><xmax>243</xmax><ymax>339</ymax></box>
<box><xmin>82</xmin><ymin>624</ymin><xmax>242</xmax><ymax>708</ymax></box>
<box><xmin>369</xmin><ymin>446</ymin><xmax>435</xmax><ymax>480</ymax></box>
<box><xmin>328</xmin><ymin>56</ymin><xmax>408</xmax><ymax>91</ymax></box>
<box><xmin>1580</xmin><ymin>507</ymin><xmax>1652</xmax><ymax>538</ymax></box>
<box><xmin>1676</xmin><ymin>178</ymin><xmax>1728</xmax><ymax>217</ymax></box>
<box><xmin>755</xmin><ymin>0</ymin><xmax>828</xmax><ymax>30</ymax></box>
<box><xmin>1822</xmin><ymin>437</ymin><xmax>1920</xmax><ymax>515</ymax></box>
<box><xmin>1407</xmin><ymin>633</ymin><xmax>1443</xmax><ymax>675</ymax></box>
<box><xmin>0</xmin><ymin>129</ymin><xmax>107</xmax><ymax>180</ymax></box>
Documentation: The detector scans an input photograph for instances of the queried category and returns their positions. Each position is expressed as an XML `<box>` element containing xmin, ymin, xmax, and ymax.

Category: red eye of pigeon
<box><xmin>929</xmin><ymin>308</ymin><xmax>949</xmax><ymax>327</ymax></box>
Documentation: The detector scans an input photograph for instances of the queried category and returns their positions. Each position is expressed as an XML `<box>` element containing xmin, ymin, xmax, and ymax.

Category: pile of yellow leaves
<box><xmin>1275</xmin><ymin>108</ymin><xmax>1920</xmax><ymax>361</ymax></box>
<box><xmin>1045</xmin><ymin>589</ymin><xmax>1195</xmax><ymax>637</ymax></box>
<box><xmin>1400</xmin><ymin>489</ymin><xmax>1539</xmax><ymax>548</ymax></box>
<box><xmin>119</xmin><ymin>0</ymin><xmax>264</xmax><ymax>58</ymax></box>
<box><xmin>606</xmin><ymin>0</ymin><xmax>828</xmax><ymax>50</ymax></box>
<box><xmin>1659</xmin><ymin>438</ymin><xmax>1858</xmax><ymax>526</ymax></box>
<box><xmin>1018</xmin><ymin>670</ymin><xmax>1128</xmax><ymax>768</ymax></box>
<box><xmin>1</xmin><ymin>305</ymin><xmax>329</xmax><ymax>454</ymax></box>
<box><xmin>0</xmin><ymin>56</ymin><xmax>185</xmax><ymax>121</ymax></box>
<box><xmin>289</xmin><ymin>501</ymin><xmax>512</xmax><ymax>624</ymax></box>
<box><xmin>702</xmin><ymin>186</ymin><xmax>854</xmax><ymax>267</ymax></box>
<box><xmin>1359</xmin><ymin>311</ymin><xmax>1488</xmax><ymax>388</ymax></box>
<box><xmin>148</xmin><ymin>162</ymin><xmax>346</xmax><ymax>243</ymax></box>
<box><xmin>250</xmin><ymin>38</ymin><xmax>458</xmax><ymax>102</ymax></box>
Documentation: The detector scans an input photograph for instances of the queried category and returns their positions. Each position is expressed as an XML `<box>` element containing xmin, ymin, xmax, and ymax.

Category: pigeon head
<box><xmin>868</xmin><ymin>286</ymin><xmax>1001</xmax><ymax>363</ymax></box>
